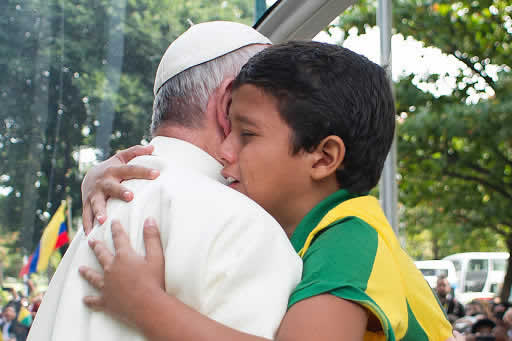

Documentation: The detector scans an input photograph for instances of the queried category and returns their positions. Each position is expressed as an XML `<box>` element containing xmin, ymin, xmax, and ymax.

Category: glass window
<box><xmin>1</xmin><ymin>0</ymin><xmax>256</xmax><ymax>283</ymax></box>
<box><xmin>438</xmin><ymin>269</ymin><xmax>448</xmax><ymax>277</ymax></box>
<box><xmin>464</xmin><ymin>259</ymin><xmax>489</xmax><ymax>292</ymax></box>
<box><xmin>420</xmin><ymin>269</ymin><xmax>436</xmax><ymax>276</ymax></box>
<box><xmin>254</xmin><ymin>0</ymin><xmax>280</xmax><ymax>23</ymax></box>
<box><xmin>469</xmin><ymin>259</ymin><xmax>488</xmax><ymax>272</ymax></box>
<box><xmin>492</xmin><ymin>259</ymin><xmax>507</xmax><ymax>272</ymax></box>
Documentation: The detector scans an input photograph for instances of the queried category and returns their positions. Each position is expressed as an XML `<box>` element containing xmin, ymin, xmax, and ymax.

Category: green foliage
<box><xmin>0</xmin><ymin>0</ymin><xmax>253</xmax><ymax>257</ymax></box>
<box><xmin>398</xmin><ymin>74</ymin><xmax>512</xmax><ymax>258</ymax></box>
<box><xmin>0</xmin><ymin>231</ymin><xmax>24</xmax><ymax>279</ymax></box>
<box><xmin>339</xmin><ymin>0</ymin><xmax>512</xmax><ymax>299</ymax></box>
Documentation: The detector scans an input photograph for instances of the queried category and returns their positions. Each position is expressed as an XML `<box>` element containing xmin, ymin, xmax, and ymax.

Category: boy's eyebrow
<box><xmin>229</xmin><ymin>111</ymin><xmax>258</xmax><ymax>127</ymax></box>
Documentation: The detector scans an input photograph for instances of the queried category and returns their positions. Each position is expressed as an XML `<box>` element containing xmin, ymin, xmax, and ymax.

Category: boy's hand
<box><xmin>79</xmin><ymin>218</ymin><xmax>165</xmax><ymax>326</ymax></box>
<box><xmin>81</xmin><ymin>145</ymin><xmax>159</xmax><ymax>234</ymax></box>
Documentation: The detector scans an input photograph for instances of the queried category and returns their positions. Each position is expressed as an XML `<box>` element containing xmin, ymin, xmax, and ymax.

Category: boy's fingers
<box><xmin>83</xmin><ymin>295</ymin><xmax>105</xmax><ymax>311</ymax></box>
<box><xmin>111</xmin><ymin>220</ymin><xmax>132</xmax><ymax>254</ymax></box>
<box><xmin>88</xmin><ymin>239</ymin><xmax>113</xmax><ymax>269</ymax></box>
<box><xmin>82</xmin><ymin>202</ymin><xmax>94</xmax><ymax>235</ymax></box>
<box><xmin>115</xmin><ymin>145</ymin><xmax>154</xmax><ymax>164</ymax></box>
<box><xmin>99</xmin><ymin>179</ymin><xmax>133</xmax><ymax>202</ymax></box>
<box><xmin>143</xmin><ymin>218</ymin><xmax>164</xmax><ymax>266</ymax></box>
<box><xmin>90</xmin><ymin>193</ymin><xmax>107</xmax><ymax>225</ymax></box>
<box><xmin>78</xmin><ymin>266</ymin><xmax>104</xmax><ymax>290</ymax></box>
<box><xmin>112</xmin><ymin>165</ymin><xmax>160</xmax><ymax>181</ymax></box>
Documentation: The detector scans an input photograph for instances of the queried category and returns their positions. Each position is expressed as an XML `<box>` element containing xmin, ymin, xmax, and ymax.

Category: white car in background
<box><xmin>443</xmin><ymin>252</ymin><xmax>509</xmax><ymax>304</ymax></box>
<box><xmin>415</xmin><ymin>260</ymin><xmax>458</xmax><ymax>290</ymax></box>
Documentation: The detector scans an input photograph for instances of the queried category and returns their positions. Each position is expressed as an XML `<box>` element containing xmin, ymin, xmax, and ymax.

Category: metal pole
<box><xmin>377</xmin><ymin>0</ymin><xmax>398</xmax><ymax>234</ymax></box>
<box><xmin>254</xmin><ymin>0</ymin><xmax>267</xmax><ymax>24</ymax></box>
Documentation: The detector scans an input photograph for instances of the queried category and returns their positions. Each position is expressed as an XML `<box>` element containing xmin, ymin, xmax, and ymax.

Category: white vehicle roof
<box><xmin>414</xmin><ymin>260</ymin><xmax>457</xmax><ymax>288</ymax></box>
<box><xmin>415</xmin><ymin>260</ymin><xmax>456</xmax><ymax>268</ymax></box>
<box><xmin>443</xmin><ymin>252</ymin><xmax>509</xmax><ymax>260</ymax></box>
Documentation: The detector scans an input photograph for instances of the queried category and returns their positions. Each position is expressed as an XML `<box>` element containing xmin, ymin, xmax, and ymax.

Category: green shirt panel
<box><xmin>287</xmin><ymin>216</ymin><xmax>394</xmax><ymax>339</ymax></box>
<box><xmin>288</xmin><ymin>217</ymin><xmax>379</xmax><ymax>307</ymax></box>
<box><xmin>290</xmin><ymin>189</ymin><xmax>362</xmax><ymax>254</ymax></box>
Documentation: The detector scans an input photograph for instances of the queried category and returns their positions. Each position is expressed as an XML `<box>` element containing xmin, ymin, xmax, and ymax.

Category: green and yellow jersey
<box><xmin>289</xmin><ymin>190</ymin><xmax>452</xmax><ymax>341</ymax></box>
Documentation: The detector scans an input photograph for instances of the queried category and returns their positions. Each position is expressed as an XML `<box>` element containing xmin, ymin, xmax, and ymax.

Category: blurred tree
<box><xmin>337</xmin><ymin>0</ymin><xmax>512</xmax><ymax>300</ymax></box>
<box><xmin>0</xmin><ymin>230</ymin><xmax>23</xmax><ymax>279</ymax></box>
<box><xmin>0</xmin><ymin>0</ymin><xmax>253</xmax><ymax>263</ymax></box>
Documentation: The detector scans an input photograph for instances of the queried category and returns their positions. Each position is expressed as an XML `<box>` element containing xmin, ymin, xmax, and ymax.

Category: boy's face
<box><xmin>220</xmin><ymin>84</ymin><xmax>312</xmax><ymax>230</ymax></box>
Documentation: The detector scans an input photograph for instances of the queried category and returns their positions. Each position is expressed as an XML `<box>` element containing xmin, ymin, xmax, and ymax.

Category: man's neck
<box><xmin>154</xmin><ymin>124</ymin><xmax>222</xmax><ymax>164</ymax></box>
<box><xmin>154</xmin><ymin>125</ymin><xmax>204</xmax><ymax>147</ymax></box>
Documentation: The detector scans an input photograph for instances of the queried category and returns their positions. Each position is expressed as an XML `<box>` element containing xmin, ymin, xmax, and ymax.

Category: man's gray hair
<box><xmin>151</xmin><ymin>44</ymin><xmax>267</xmax><ymax>135</ymax></box>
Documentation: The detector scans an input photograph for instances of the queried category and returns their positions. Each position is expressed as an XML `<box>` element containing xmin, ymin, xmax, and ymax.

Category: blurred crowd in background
<box><xmin>0</xmin><ymin>282</ymin><xmax>42</xmax><ymax>341</ymax></box>
<box><xmin>436</xmin><ymin>275</ymin><xmax>512</xmax><ymax>340</ymax></box>
<box><xmin>2</xmin><ymin>274</ymin><xmax>512</xmax><ymax>340</ymax></box>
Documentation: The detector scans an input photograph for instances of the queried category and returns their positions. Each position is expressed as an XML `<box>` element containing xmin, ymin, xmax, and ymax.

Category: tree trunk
<box><xmin>0</xmin><ymin>261</ymin><xmax>3</xmax><ymax>287</ymax></box>
<box><xmin>432</xmin><ymin>236</ymin><xmax>440</xmax><ymax>260</ymax></box>
<box><xmin>499</xmin><ymin>241</ymin><xmax>512</xmax><ymax>303</ymax></box>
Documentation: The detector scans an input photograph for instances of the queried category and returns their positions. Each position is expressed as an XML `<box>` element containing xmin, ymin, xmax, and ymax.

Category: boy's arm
<box><xmin>127</xmin><ymin>288</ymin><xmax>368</xmax><ymax>341</ymax></box>
<box><xmin>81</xmin><ymin>220</ymin><xmax>368</xmax><ymax>341</ymax></box>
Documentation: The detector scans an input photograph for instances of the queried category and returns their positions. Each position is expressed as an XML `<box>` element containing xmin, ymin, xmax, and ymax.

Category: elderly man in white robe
<box><xmin>27</xmin><ymin>21</ymin><xmax>301</xmax><ymax>341</ymax></box>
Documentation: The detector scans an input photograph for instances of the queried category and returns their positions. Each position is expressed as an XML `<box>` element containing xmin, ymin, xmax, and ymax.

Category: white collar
<box><xmin>150</xmin><ymin>136</ymin><xmax>227</xmax><ymax>185</ymax></box>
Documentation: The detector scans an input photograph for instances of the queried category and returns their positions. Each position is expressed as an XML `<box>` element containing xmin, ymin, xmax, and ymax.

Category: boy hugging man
<box><xmin>81</xmin><ymin>41</ymin><xmax>454</xmax><ymax>340</ymax></box>
<box><xmin>219</xmin><ymin>41</ymin><xmax>453</xmax><ymax>340</ymax></box>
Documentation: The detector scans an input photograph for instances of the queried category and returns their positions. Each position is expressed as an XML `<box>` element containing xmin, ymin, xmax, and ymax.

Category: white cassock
<box><xmin>28</xmin><ymin>136</ymin><xmax>302</xmax><ymax>341</ymax></box>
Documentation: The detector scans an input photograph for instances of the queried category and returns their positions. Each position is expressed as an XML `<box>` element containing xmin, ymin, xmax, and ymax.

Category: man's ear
<box><xmin>310</xmin><ymin>136</ymin><xmax>345</xmax><ymax>181</ymax></box>
<box><xmin>215</xmin><ymin>77</ymin><xmax>235</xmax><ymax>137</ymax></box>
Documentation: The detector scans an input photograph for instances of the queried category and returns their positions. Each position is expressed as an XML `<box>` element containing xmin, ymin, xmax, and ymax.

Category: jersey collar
<box><xmin>290</xmin><ymin>189</ymin><xmax>362</xmax><ymax>253</ymax></box>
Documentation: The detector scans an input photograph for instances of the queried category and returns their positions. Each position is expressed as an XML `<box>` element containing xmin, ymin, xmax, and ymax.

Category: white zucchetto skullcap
<box><xmin>153</xmin><ymin>21</ymin><xmax>272</xmax><ymax>95</ymax></box>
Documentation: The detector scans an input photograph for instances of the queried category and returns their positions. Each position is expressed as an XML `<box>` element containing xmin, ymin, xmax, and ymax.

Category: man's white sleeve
<box><xmin>195</xmin><ymin>201</ymin><xmax>302</xmax><ymax>339</ymax></box>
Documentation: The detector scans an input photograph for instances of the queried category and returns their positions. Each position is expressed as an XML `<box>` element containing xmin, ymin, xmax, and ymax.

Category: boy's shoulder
<box><xmin>308</xmin><ymin>216</ymin><xmax>378</xmax><ymax>257</ymax></box>
<box><xmin>302</xmin><ymin>216</ymin><xmax>380</xmax><ymax>281</ymax></box>
<box><xmin>294</xmin><ymin>193</ymin><xmax>386</xmax><ymax>259</ymax></box>
<box><xmin>292</xmin><ymin>198</ymin><xmax>452</xmax><ymax>340</ymax></box>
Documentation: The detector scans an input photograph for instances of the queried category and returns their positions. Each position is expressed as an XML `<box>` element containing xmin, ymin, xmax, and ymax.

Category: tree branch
<box><xmin>490</xmin><ymin>144</ymin><xmax>512</xmax><ymax>168</ymax></box>
<box><xmin>489</xmin><ymin>224</ymin><xmax>508</xmax><ymax>237</ymax></box>
<box><xmin>453</xmin><ymin>53</ymin><xmax>496</xmax><ymax>89</ymax></box>
<box><xmin>445</xmin><ymin>171</ymin><xmax>512</xmax><ymax>201</ymax></box>
<box><xmin>452</xmin><ymin>211</ymin><xmax>508</xmax><ymax>237</ymax></box>
<box><xmin>461</xmin><ymin>161</ymin><xmax>492</xmax><ymax>176</ymax></box>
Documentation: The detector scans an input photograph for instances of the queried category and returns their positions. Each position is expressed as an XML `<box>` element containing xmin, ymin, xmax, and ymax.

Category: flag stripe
<box><xmin>19</xmin><ymin>201</ymin><xmax>70</xmax><ymax>277</ymax></box>
<box><xmin>36</xmin><ymin>202</ymin><xmax>67</xmax><ymax>272</ymax></box>
<box><xmin>55</xmin><ymin>222</ymin><xmax>69</xmax><ymax>249</ymax></box>
<box><xmin>18</xmin><ymin>254</ymin><xmax>34</xmax><ymax>277</ymax></box>
<box><xmin>29</xmin><ymin>244</ymin><xmax>40</xmax><ymax>273</ymax></box>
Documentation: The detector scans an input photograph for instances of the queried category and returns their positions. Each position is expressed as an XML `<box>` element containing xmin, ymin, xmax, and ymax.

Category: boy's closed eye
<box><xmin>240</xmin><ymin>129</ymin><xmax>256</xmax><ymax>136</ymax></box>
<box><xmin>239</xmin><ymin>129</ymin><xmax>257</xmax><ymax>141</ymax></box>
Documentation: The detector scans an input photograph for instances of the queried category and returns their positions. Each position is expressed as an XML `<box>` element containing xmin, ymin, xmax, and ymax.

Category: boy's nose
<box><xmin>219</xmin><ymin>134</ymin><xmax>237</xmax><ymax>166</ymax></box>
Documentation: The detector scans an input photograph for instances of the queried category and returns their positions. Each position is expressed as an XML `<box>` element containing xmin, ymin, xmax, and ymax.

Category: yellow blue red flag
<box><xmin>19</xmin><ymin>201</ymin><xmax>70</xmax><ymax>277</ymax></box>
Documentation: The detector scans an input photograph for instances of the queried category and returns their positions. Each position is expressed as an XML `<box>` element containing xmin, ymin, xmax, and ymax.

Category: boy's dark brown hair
<box><xmin>233</xmin><ymin>41</ymin><xmax>396</xmax><ymax>193</ymax></box>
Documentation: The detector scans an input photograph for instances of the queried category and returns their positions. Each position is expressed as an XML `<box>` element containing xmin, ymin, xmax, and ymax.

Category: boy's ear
<box><xmin>310</xmin><ymin>136</ymin><xmax>345</xmax><ymax>181</ymax></box>
<box><xmin>215</xmin><ymin>77</ymin><xmax>235</xmax><ymax>137</ymax></box>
